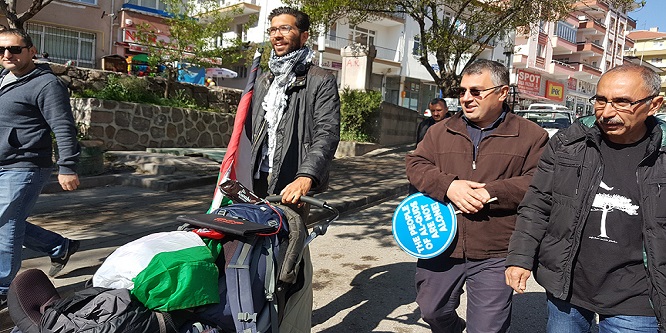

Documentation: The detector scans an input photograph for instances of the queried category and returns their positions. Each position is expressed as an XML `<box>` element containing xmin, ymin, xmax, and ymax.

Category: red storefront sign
<box><xmin>517</xmin><ymin>69</ymin><xmax>541</xmax><ymax>95</ymax></box>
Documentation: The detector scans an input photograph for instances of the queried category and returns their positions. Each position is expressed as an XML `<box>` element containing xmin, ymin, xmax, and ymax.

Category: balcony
<box><xmin>550</xmin><ymin>60</ymin><xmax>577</xmax><ymax>79</ymax></box>
<box><xmin>552</xmin><ymin>36</ymin><xmax>577</xmax><ymax>55</ymax></box>
<box><xmin>576</xmin><ymin>1</ymin><xmax>609</xmax><ymax>18</ymax></box>
<box><xmin>578</xmin><ymin>19</ymin><xmax>606</xmax><ymax>36</ymax></box>
<box><xmin>217</xmin><ymin>1</ymin><xmax>260</xmax><ymax>15</ymax></box>
<box><xmin>570</xmin><ymin>62</ymin><xmax>602</xmax><ymax>78</ymax></box>
<box><xmin>315</xmin><ymin>35</ymin><xmax>399</xmax><ymax>62</ymax></box>
<box><xmin>577</xmin><ymin>41</ymin><xmax>604</xmax><ymax>56</ymax></box>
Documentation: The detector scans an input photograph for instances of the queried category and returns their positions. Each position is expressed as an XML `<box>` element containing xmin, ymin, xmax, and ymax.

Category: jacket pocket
<box><xmin>552</xmin><ymin>154</ymin><xmax>581</xmax><ymax>198</ymax></box>
<box><xmin>0</xmin><ymin>127</ymin><xmax>19</xmax><ymax>161</ymax></box>
<box><xmin>647</xmin><ymin>177</ymin><xmax>666</xmax><ymax>218</ymax></box>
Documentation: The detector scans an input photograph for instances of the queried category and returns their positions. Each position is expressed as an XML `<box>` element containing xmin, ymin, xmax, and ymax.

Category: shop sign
<box><xmin>568</xmin><ymin>77</ymin><xmax>577</xmax><ymax>91</ymax></box>
<box><xmin>517</xmin><ymin>69</ymin><xmax>541</xmax><ymax>95</ymax></box>
<box><xmin>546</xmin><ymin>80</ymin><xmax>565</xmax><ymax>102</ymax></box>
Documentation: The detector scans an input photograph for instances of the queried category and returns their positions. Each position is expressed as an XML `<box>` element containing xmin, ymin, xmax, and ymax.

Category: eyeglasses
<box><xmin>589</xmin><ymin>95</ymin><xmax>657</xmax><ymax>113</ymax></box>
<box><xmin>0</xmin><ymin>45</ymin><xmax>30</xmax><ymax>55</ymax></box>
<box><xmin>266</xmin><ymin>25</ymin><xmax>298</xmax><ymax>36</ymax></box>
<box><xmin>456</xmin><ymin>85</ymin><xmax>505</xmax><ymax>98</ymax></box>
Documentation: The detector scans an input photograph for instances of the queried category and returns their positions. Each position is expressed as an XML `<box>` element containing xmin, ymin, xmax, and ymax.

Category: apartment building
<box><xmin>625</xmin><ymin>28</ymin><xmax>666</xmax><ymax>96</ymax></box>
<box><xmin>511</xmin><ymin>0</ymin><xmax>636</xmax><ymax>116</ymax></box>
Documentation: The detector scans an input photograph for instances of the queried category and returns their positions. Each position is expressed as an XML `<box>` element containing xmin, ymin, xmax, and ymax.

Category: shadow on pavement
<box><xmin>312</xmin><ymin>262</ymin><xmax>428</xmax><ymax>332</ymax></box>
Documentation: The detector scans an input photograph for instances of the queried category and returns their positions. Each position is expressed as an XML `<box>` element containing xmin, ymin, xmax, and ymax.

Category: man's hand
<box><xmin>58</xmin><ymin>174</ymin><xmax>79</xmax><ymax>191</ymax></box>
<box><xmin>446</xmin><ymin>180</ymin><xmax>488</xmax><ymax>214</ymax></box>
<box><xmin>280</xmin><ymin>177</ymin><xmax>313</xmax><ymax>205</ymax></box>
<box><xmin>505</xmin><ymin>266</ymin><xmax>531</xmax><ymax>294</ymax></box>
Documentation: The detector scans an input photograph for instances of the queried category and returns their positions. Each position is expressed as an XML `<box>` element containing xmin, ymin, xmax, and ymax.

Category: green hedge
<box><xmin>340</xmin><ymin>88</ymin><xmax>381</xmax><ymax>143</ymax></box>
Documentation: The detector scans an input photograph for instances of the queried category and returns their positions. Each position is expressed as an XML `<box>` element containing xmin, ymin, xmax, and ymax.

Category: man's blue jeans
<box><xmin>0</xmin><ymin>168</ymin><xmax>67</xmax><ymax>294</ymax></box>
<box><xmin>547</xmin><ymin>294</ymin><xmax>659</xmax><ymax>333</ymax></box>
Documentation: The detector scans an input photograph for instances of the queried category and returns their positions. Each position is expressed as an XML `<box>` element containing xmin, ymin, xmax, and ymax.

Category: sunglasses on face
<box><xmin>456</xmin><ymin>85</ymin><xmax>505</xmax><ymax>98</ymax></box>
<box><xmin>0</xmin><ymin>45</ymin><xmax>30</xmax><ymax>54</ymax></box>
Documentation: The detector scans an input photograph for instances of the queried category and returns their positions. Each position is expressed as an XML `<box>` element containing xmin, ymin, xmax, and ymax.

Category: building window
<box><xmin>127</xmin><ymin>0</ymin><xmax>168</xmax><ymax>11</ymax></box>
<box><xmin>653</xmin><ymin>58</ymin><xmax>663</xmax><ymax>64</ymax></box>
<box><xmin>69</xmin><ymin>0</ymin><xmax>96</xmax><ymax>4</ymax></box>
<box><xmin>412</xmin><ymin>36</ymin><xmax>422</xmax><ymax>56</ymax></box>
<box><xmin>349</xmin><ymin>25</ymin><xmax>375</xmax><ymax>47</ymax></box>
<box><xmin>328</xmin><ymin>23</ymin><xmax>337</xmax><ymax>41</ymax></box>
<box><xmin>26</xmin><ymin>22</ymin><xmax>96</xmax><ymax>68</ymax></box>
<box><xmin>235</xmin><ymin>24</ymin><xmax>246</xmax><ymax>42</ymax></box>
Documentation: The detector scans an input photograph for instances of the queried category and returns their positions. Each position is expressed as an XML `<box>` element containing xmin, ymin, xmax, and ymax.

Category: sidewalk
<box><xmin>0</xmin><ymin>145</ymin><xmax>413</xmax><ymax>331</ymax></box>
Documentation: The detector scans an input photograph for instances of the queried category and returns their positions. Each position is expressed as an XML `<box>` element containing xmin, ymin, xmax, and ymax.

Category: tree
<box><xmin>591</xmin><ymin>193</ymin><xmax>638</xmax><ymax>238</ymax></box>
<box><xmin>0</xmin><ymin>0</ymin><xmax>54</xmax><ymax>32</ymax></box>
<box><xmin>133</xmin><ymin>0</ymin><xmax>256</xmax><ymax>98</ymax></box>
<box><xmin>286</xmin><ymin>0</ymin><xmax>644</xmax><ymax>96</ymax></box>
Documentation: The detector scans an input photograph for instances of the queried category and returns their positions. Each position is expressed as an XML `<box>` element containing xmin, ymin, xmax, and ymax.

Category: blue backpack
<box><xmin>185</xmin><ymin>202</ymin><xmax>307</xmax><ymax>333</ymax></box>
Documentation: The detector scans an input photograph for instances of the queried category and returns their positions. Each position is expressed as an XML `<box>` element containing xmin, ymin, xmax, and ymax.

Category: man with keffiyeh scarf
<box><xmin>249</xmin><ymin>7</ymin><xmax>340</xmax><ymax>331</ymax></box>
<box><xmin>250</xmin><ymin>6</ymin><xmax>340</xmax><ymax>208</ymax></box>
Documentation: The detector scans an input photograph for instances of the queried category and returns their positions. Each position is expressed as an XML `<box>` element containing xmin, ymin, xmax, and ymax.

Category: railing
<box><xmin>322</xmin><ymin>35</ymin><xmax>399</xmax><ymax>62</ymax></box>
<box><xmin>555</xmin><ymin>22</ymin><xmax>577</xmax><ymax>44</ymax></box>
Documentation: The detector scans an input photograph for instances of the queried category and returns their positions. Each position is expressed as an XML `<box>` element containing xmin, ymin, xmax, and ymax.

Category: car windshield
<box><xmin>517</xmin><ymin>111</ymin><xmax>572</xmax><ymax>129</ymax></box>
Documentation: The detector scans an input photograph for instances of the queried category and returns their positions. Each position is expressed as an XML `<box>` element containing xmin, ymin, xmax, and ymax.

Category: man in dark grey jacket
<box><xmin>506</xmin><ymin>64</ymin><xmax>666</xmax><ymax>332</ymax></box>
<box><xmin>0</xmin><ymin>29</ymin><xmax>81</xmax><ymax>308</ymax></box>
<box><xmin>248</xmin><ymin>7</ymin><xmax>339</xmax><ymax>332</ymax></box>
<box><xmin>250</xmin><ymin>7</ymin><xmax>340</xmax><ymax>204</ymax></box>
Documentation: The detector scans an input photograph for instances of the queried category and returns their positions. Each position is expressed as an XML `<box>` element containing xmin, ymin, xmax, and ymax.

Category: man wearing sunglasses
<box><xmin>506</xmin><ymin>64</ymin><xmax>666</xmax><ymax>332</ymax></box>
<box><xmin>406</xmin><ymin>59</ymin><xmax>549</xmax><ymax>332</ymax></box>
<box><xmin>0</xmin><ymin>29</ymin><xmax>81</xmax><ymax>309</ymax></box>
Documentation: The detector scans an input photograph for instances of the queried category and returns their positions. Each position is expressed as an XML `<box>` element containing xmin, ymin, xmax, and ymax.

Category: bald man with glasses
<box><xmin>406</xmin><ymin>59</ymin><xmax>549</xmax><ymax>333</ymax></box>
<box><xmin>506</xmin><ymin>64</ymin><xmax>666</xmax><ymax>332</ymax></box>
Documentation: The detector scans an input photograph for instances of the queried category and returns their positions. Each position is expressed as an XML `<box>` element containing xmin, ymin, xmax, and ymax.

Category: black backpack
<box><xmin>40</xmin><ymin>287</ymin><xmax>184</xmax><ymax>333</ymax></box>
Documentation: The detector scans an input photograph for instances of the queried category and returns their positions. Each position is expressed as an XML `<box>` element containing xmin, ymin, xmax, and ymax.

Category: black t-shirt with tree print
<box><xmin>570</xmin><ymin>134</ymin><xmax>653</xmax><ymax>316</ymax></box>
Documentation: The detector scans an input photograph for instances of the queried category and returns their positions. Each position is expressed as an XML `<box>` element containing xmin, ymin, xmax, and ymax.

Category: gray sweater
<box><xmin>0</xmin><ymin>64</ymin><xmax>79</xmax><ymax>174</ymax></box>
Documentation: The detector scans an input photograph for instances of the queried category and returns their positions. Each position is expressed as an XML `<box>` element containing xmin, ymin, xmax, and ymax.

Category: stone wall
<box><xmin>372</xmin><ymin>102</ymin><xmax>421</xmax><ymax>146</ymax></box>
<box><xmin>72</xmin><ymin>98</ymin><xmax>235</xmax><ymax>151</ymax></box>
<box><xmin>48</xmin><ymin>63</ymin><xmax>242</xmax><ymax>111</ymax></box>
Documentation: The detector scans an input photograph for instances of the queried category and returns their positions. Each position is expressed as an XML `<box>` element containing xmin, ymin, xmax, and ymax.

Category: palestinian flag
<box><xmin>208</xmin><ymin>48</ymin><xmax>263</xmax><ymax>213</ymax></box>
<box><xmin>92</xmin><ymin>231</ymin><xmax>220</xmax><ymax>311</ymax></box>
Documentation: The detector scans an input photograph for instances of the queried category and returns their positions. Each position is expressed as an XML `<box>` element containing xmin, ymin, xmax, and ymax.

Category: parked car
<box><xmin>527</xmin><ymin>103</ymin><xmax>576</xmax><ymax>119</ymax></box>
<box><xmin>516</xmin><ymin>110</ymin><xmax>573</xmax><ymax>137</ymax></box>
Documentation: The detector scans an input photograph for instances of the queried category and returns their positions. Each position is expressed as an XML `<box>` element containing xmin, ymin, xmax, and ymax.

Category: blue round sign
<box><xmin>392</xmin><ymin>193</ymin><xmax>457</xmax><ymax>259</ymax></box>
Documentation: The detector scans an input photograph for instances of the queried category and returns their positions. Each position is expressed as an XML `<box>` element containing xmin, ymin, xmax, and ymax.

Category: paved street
<box><xmin>309</xmin><ymin>197</ymin><xmax>549</xmax><ymax>333</ymax></box>
<box><xmin>0</xmin><ymin>148</ymin><xmax>554</xmax><ymax>332</ymax></box>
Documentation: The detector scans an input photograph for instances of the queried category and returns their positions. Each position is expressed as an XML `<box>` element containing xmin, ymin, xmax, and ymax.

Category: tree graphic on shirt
<box><xmin>591</xmin><ymin>193</ymin><xmax>639</xmax><ymax>238</ymax></box>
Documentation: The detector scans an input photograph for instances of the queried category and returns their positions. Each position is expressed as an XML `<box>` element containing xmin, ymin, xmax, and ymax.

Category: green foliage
<box><xmin>340</xmin><ymin>88</ymin><xmax>382</xmax><ymax>143</ymax></box>
<box><xmin>74</xmin><ymin>75</ymin><xmax>211</xmax><ymax>111</ymax></box>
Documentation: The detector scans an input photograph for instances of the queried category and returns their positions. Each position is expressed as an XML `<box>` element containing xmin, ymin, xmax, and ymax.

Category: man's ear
<box><xmin>648</xmin><ymin>95</ymin><xmax>664</xmax><ymax>116</ymax></box>
<box><xmin>300</xmin><ymin>30</ymin><xmax>309</xmax><ymax>46</ymax></box>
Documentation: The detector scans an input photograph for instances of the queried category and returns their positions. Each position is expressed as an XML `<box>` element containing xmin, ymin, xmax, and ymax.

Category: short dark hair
<box><xmin>461</xmin><ymin>59</ymin><xmax>509</xmax><ymax>86</ymax></box>
<box><xmin>0</xmin><ymin>28</ymin><xmax>33</xmax><ymax>48</ymax></box>
<box><xmin>429</xmin><ymin>98</ymin><xmax>447</xmax><ymax>107</ymax></box>
<box><xmin>268</xmin><ymin>7</ymin><xmax>310</xmax><ymax>32</ymax></box>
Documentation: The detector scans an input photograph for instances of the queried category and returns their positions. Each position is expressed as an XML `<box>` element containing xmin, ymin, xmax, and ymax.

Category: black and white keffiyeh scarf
<box><xmin>262</xmin><ymin>47</ymin><xmax>313</xmax><ymax>171</ymax></box>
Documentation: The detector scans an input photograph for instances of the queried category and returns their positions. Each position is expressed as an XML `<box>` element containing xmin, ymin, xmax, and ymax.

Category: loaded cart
<box><xmin>6</xmin><ymin>186</ymin><xmax>338</xmax><ymax>333</ymax></box>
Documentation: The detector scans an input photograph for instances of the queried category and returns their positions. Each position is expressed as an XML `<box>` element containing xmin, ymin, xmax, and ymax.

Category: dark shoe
<box><xmin>49</xmin><ymin>240</ymin><xmax>80</xmax><ymax>277</ymax></box>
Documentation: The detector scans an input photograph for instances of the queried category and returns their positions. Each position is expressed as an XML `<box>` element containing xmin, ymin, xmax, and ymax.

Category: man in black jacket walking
<box><xmin>248</xmin><ymin>7</ymin><xmax>340</xmax><ymax>332</ymax></box>
<box><xmin>250</xmin><ymin>6</ymin><xmax>340</xmax><ymax>206</ymax></box>
<box><xmin>506</xmin><ymin>64</ymin><xmax>666</xmax><ymax>332</ymax></box>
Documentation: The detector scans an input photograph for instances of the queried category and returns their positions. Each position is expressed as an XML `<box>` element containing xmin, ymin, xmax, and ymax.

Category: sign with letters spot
<box><xmin>392</xmin><ymin>193</ymin><xmax>457</xmax><ymax>259</ymax></box>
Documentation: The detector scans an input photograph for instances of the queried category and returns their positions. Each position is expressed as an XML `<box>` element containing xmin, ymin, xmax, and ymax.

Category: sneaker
<box><xmin>49</xmin><ymin>239</ymin><xmax>80</xmax><ymax>277</ymax></box>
